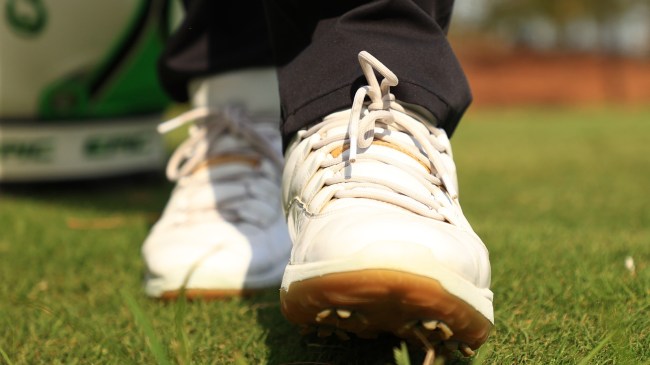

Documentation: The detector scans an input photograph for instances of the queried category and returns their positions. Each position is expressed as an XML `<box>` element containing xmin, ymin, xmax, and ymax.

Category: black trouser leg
<box><xmin>264</xmin><ymin>0</ymin><xmax>471</xmax><ymax>139</ymax></box>
<box><xmin>157</xmin><ymin>0</ymin><xmax>274</xmax><ymax>102</ymax></box>
<box><xmin>158</xmin><ymin>0</ymin><xmax>471</xmax><ymax>141</ymax></box>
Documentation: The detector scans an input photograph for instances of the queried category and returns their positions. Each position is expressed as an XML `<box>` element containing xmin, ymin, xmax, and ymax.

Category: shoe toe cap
<box><xmin>142</xmin><ymin>217</ymin><xmax>290</xmax><ymax>296</ymax></box>
<box><xmin>293</xmin><ymin>204</ymin><xmax>491</xmax><ymax>289</ymax></box>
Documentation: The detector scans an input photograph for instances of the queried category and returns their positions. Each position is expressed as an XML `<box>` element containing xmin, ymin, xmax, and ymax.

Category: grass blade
<box><xmin>174</xmin><ymin>288</ymin><xmax>192</xmax><ymax>365</ymax></box>
<box><xmin>577</xmin><ymin>333</ymin><xmax>613</xmax><ymax>365</ymax></box>
<box><xmin>393</xmin><ymin>341</ymin><xmax>411</xmax><ymax>365</ymax></box>
<box><xmin>121</xmin><ymin>290</ymin><xmax>172</xmax><ymax>365</ymax></box>
<box><xmin>0</xmin><ymin>346</ymin><xmax>14</xmax><ymax>365</ymax></box>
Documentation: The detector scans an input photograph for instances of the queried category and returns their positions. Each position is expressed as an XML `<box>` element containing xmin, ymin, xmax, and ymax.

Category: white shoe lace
<box><xmin>158</xmin><ymin>105</ymin><xmax>283</xmax><ymax>226</ymax></box>
<box><xmin>294</xmin><ymin>51</ymin><xmax>469</xmax><ymax>228</ymax></box>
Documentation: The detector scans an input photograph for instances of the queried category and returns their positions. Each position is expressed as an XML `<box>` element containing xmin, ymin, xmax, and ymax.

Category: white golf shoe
<box><xmin>280</xmin><ymin>52</ymin><xmax>493</xmax><ymax>353</ymax></box>
<box><xmin>142</xmin><ymin>69</ymin><xmax>291</xmax><ymax>299</ymax></box>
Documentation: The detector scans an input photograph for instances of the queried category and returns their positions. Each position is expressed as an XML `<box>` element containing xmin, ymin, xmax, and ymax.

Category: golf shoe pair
<box><xmin>142</xmin><ymin>52</ymin><xmax>494</xmax><ymax>352</ymax></box>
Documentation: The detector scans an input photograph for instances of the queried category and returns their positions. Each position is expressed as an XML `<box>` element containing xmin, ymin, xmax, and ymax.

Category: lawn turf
<box><xmin>1</xmin><ymin>106</ymin><xmax>649</xmax><ymax>364</ymax></box>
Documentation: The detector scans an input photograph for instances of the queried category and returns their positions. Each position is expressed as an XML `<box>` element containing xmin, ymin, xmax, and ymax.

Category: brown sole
<box><xmin>280</xmin><ymin>269</ymin><xmax>492</xmax><ymax>353</ymax></box>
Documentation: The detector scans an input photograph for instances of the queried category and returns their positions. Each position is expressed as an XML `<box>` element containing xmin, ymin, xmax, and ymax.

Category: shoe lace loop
<box><xmin>158</xmin><ymin>105</ymin><xmax>283</xmax><ymax>181</ymax></box>
<box><xmin>158</xmin><ymin>105</ymin><xmax>283</xmax><ymax>226</ymax></box>
<box><xmin>296</xmin><ymin>51</ymin><xmax>464</xmax><ymax>226</ymax></box>
<box><xmin>349</xmin><ymin>51</ymin><xmax>458</xmax><ymax>199</ymax></box>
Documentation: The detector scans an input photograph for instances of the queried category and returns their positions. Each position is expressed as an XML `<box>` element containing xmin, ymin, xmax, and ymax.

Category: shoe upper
<box><xmin>142</xmin><ymin>69</ymin><xmax>291</xmax><ymax>296</ymax></box>
<box><xmin>282</xmin><ymin>52</ymin><xmax>492</xmax><ymax>301</ymax></box>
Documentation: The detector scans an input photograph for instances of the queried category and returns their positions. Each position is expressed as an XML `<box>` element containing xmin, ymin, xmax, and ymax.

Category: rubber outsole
<box><xmin>280</xmin><ymin>269</ymin><xmax>492</xmax><ymax>351</ymax></box>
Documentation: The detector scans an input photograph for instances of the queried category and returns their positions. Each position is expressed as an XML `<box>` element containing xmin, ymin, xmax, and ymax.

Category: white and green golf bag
<box><xmin>0</xmin><ymin>0</ymin><xmax>177</xmax><ymax>181</ymax></box>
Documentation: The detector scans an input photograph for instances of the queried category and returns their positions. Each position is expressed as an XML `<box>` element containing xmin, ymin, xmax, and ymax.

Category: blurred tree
<box><xmin>484</xmin><ymin>0</ymin><xmax>636</xmax><ymax>51</ymax></box>
<box><xmin>482</xmin><ymin>0</ymin><xmax>646</xmax><ymax>102</ymax></box>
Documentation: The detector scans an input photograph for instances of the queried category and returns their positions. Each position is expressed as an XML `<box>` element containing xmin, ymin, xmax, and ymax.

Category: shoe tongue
<box><xmin>209</xmin><ymin>134</ymin><xmax>256</xmax><ymax>155</ymax></box>
<box><xmin>369</xmin><ymin>139</ymin><xmax>431</xmax><ymax>173</ymax></box>
<box><xmin>312</xmin><ymin>140</ymin><xmax>433</xmax><ymax>214</ymax></box>
<box><xmin>349</xmin><ymin>140</ymin><xmax>432</xmax><ymax>197</ymax></box>
<box><xmin>318</xmin><ymin>120</ymin><xmax>433</xmax><ymax>199</ymax></box>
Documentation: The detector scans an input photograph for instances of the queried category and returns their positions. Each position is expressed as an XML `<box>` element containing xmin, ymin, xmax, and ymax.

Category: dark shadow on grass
<box><xmin>243</xmin><ymin>290</ymin><xmax>475</xmax><ymax>365</ymax></box>
<box><xmin>0</xmin><ymin>171</ymin><xmax>173</xmax><ymax>217</ymax></box>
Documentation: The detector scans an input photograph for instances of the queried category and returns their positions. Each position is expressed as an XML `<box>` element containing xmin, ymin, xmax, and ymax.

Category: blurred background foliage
<box><xmin>448</xmin><ymin>0</ymin><xmax>650</xmax><ymax>108</ymax></box>
<box><xmin>453</xmin><ymin>0</ymin><xmax>650</xmax><ymax>56</ymax></box>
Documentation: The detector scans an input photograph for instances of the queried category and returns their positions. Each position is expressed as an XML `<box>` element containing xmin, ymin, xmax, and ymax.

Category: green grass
<box><xmin>1</xmin><ymin>106</ymin><xmax>649</xmax><ymax>364</ymax></box>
